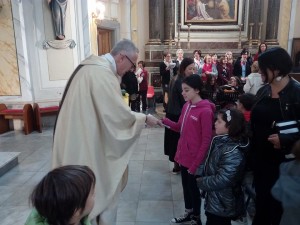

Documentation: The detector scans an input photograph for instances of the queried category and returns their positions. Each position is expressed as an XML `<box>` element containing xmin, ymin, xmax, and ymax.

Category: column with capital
<box><xmin>238</xmin><ymin>24</ymin><xmax>243</xmax><ymax>49</ymax></box>
<box><xmin>265</xmin><ymin>0</ymin><xmax>280</xmax><ymax>45</ymax></box>
<box><xmin>164</xmin><ymin>0</ymin><xmax>175</xmax><ymax>45</ymax></box>
<box><xmin>248</xmin><ymin>23</ymin><xmax>254</xmax><ymax>48</ymax></box>
<box><xmin>177</xmin><ymin>23</ymin><xmax>181</xmax><ymax>48</ymax></box>
<box><xmin>248</xmin><ymin>0</ymin><xmax>263</xmax><ymax>45</ymax></box>
<box><xmin>147</xmin><ymin>0</ymin><xmax>163</xmax><ymax>45</ymax></box>
<box><xmin>257</xmin><ymin>22</ymin><xmax>263</xmax><ymax>45</ymax></box>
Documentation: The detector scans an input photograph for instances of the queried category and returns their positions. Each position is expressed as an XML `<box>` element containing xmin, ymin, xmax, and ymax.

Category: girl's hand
<box><xmin>268</xmin><ymin>134</ymin><xmax>281</xmax><ymax>149</ymax></box>
<box><xmin>157</xmin><ymin>120</ymin><xmax>164</xmax><ymax>127</ymax></box>
<box><xmin>187</xmin><ymin>169</ymin><xmax>194</xmax><ymax>175</ymax></box>
<box><xmin>145</xmin><ymin>114</ymin><xmax>159</xmax><ymax>127</ymax></box>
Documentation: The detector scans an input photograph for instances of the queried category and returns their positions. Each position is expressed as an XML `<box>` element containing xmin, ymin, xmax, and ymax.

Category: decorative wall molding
<box><xmin>42</xmin><ymin>39</ymin><xmax>76</xmax><ymax>49</ymax></box>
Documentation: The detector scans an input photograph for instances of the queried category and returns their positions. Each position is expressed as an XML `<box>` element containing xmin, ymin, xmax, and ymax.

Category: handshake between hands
<box><xmin>145</xmin><ymin>114</ymin><xmax>165</xmax><ymax>127</ymax></box>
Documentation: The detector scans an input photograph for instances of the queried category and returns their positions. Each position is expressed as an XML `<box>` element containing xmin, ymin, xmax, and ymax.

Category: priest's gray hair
<box><xmin>111</xmin><ymin>39</ymin><xmax>139</xmax><ymax>57</ymax></box>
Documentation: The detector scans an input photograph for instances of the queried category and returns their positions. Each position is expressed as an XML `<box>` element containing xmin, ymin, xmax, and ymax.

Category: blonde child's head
<box><xmin>251</xmin><ymin>61</ymin><xmax>259</xmax><ymax>73</ymax></box>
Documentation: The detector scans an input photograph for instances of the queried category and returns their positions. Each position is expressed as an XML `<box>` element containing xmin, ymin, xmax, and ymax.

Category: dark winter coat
<box><xmin>197</xmin><ymin>134</ymin><xmax>249</xmax><ymax>218</ymax></box>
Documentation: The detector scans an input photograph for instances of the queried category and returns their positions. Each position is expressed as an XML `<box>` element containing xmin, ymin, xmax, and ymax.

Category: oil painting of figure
<box><xmin>185</xmin><ymin>0</ymin><xmax>237</xmax><ymax>22</ymax></box>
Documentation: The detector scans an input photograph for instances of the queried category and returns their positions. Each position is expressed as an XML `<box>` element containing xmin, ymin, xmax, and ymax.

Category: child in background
<box><xmin>272</xmin><ymin>140</ymin><xmax>300</xmax><ymax>225</ymax></box>
<box><xmin>236</xmin><ymin>93</ymin><xmax>255</xmax><ymax>123</ymax></box>
<box><xmin>136</xmin><ymin>61</ymin><xmax>149</xmax><ymax>112</ymax></box>
<box><xmin>161</xmin><ymin>74</ymin><xmax>215</xmax><ymax>225</ymax></box>
<box><xmin>25</xmin><ymin>165</ymin><xmax>96</xmax><ymax>225</ymax></box>
<box><xmin>243</xmin><ymin>61</ymin><xmax>264</xmax><ymax>95</ymax></box>
<box><xmin>197</xmin><ymin>109</ymin><xmax>249</xmax><ymax>225</ymax></box>
<box><xmin>236</xmin><ymin>93</ymin><xmax>256</xmax><ymax>221</ymax></box>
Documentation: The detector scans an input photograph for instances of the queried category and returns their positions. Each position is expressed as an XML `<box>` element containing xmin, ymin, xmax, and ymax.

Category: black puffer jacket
<box><xmin>197</xmin><ymin>135</ymin><xmax>249</xmax><ymax>218</ymax></box>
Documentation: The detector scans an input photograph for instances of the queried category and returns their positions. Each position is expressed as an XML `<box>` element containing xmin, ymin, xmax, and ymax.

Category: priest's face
<box><xmin>117</xmin><ymin>52</ymin><xmax>138</xmax><ymax>76</ymax></box>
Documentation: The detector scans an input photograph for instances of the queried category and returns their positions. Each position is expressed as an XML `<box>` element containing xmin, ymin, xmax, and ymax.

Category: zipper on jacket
<box><xmin>278</xmin><ymin>97</ymin><xmax>285</xmax><ymax>120</ymax></box>
<box><xmin>203</xmin><ymin>135</ymin><xmax>227</xmax><ymax>173</ymax></box>
<box><xmin>180</xmin><ymin>103</ymin><xmax>192</xmax><ymax>134</ymax></box>
<box><xmin>178</xmin><ymin>104</ymin><xmax>191</xmax><ymax>157</ymax></box>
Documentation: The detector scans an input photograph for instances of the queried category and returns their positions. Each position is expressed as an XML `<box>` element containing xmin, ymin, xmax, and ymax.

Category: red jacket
<box><xmin>139</xmin><ymin>69</ymin><xmax>148</xmax><ymax>91</ymax></box>
<box><xmin>202</xmin><ymin>63</ymin><xmax>213</xmax><ymax>82</ymax></box>
<box><xmin>162</xmin><ymin>100</ymin><xmax>215</xmax><ymax>173</ymax></box>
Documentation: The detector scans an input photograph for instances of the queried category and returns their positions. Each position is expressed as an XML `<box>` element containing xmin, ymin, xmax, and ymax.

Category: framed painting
<box><xmin>185</xmin><ymin>0</ymin><xmax>239</xmax><ymax>24</ymax></box>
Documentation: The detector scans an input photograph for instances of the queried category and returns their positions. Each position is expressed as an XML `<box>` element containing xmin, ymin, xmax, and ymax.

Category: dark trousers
<box><xmin>164</xmin><ymin>113</ymin><xmax>180</xmax><ymax>162</ymax></box>
<box><xmin>139</xmin><ymin>90</ymin><xmax>147</xmax><ymax>111</ymax></box>
<box><xmin>162</xmin><ymin>84</ymin><xmax>169</xmax><ymax>110</ymax></box>
<box><xmin>252</xmin><ymin>164</ymin><xmax>283</xmax><ymax>225</ymax></box>
<box><xmin>129</xmin><ymin>95</ymin><xmax>140</xmax><ymax>112</ymax></box>
<box><xmin>205</xmin><ymin>212</ymin><xmax>231</xmax><ymax>225</ymax></box>
<box><xmin>181</xmin><ymin>166</ymin><xmax>201</xmax><ymax>216</ymax></box>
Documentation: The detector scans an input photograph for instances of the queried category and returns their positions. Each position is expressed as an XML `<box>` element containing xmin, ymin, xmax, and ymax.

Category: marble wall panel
<box><xmin>150</xmin><ymin>72</ymin><xmax>161</xmax><ymax>88</ymax></box>
<box><xmin>150</xmin><ymin>51</ymin><xmax>164</xmax><ymax>60</ymax></box>
<box><xmin>0</xmin><ymin>0</ymin><xmax>21</xmax><ymax>96</ymax></box>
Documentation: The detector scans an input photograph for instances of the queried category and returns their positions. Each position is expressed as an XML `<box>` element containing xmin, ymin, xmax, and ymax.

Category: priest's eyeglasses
<box><xmin>121</xmin><ymin>54</ymin><xmax>136</xmax><ymax>69</ymax></box>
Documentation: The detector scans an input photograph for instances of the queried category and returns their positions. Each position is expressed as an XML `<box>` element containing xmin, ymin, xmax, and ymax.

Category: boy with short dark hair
<box><xmin>236</xmin><ymin>93</ymin><xmax>255</xmax><ymax>122</ymax></box>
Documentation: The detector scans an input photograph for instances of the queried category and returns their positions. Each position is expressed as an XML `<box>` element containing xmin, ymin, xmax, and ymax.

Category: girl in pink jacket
<box><xmin>162</xmin><ymin>74</ymin><xmax>215</xmax><ymax>225</ymax></box>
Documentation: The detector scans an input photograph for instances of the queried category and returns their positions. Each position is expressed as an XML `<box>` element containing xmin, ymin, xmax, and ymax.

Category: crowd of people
<box><xmin>159</xmin><ymin>44</ymin><xmax>267</xmax><ymax>111</ymax></box>
<box><xmin>24</xmin><ymin>39</ymin><xmax>300</xmax><ymax>225</ymax></box>
<box><xmin>121</xmin><ymin>60</ymin><xmax>149</xmax><ymax>113</ymax></box>
<box><xmin>161</xmin><ymin>46</ymin><xmax>300</xmax><ymax>225</ymax></box>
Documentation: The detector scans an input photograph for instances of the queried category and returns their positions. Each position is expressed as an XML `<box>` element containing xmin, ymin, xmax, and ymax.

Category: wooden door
<box><xmin>97</xmin><ymin>28</ymin><xmax>112</xmax><ymax>56</ymax></box>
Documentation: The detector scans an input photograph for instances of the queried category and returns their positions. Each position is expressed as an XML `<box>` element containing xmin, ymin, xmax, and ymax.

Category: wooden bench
<box><xmin>0</xmin><ymin>103</ymin><xmax>34</xmax><ymax>135</ymax></box>
<box><xmin>33</xmin><ymin>103</ymin><xmax>59</xmax><ymax>133</ymax></box>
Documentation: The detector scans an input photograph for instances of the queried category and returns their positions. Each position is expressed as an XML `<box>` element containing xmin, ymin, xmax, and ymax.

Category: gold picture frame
<box><xmin>184</xmin><ymin>0</ymin><xmax>239</xmax><ymax>24</ymax></box>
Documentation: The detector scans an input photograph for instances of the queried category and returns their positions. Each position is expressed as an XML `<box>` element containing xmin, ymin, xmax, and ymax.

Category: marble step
<box><xmin>0</xmin><ymin>152</ymin><xmax>20</xmax><ymax>177</ymax></box>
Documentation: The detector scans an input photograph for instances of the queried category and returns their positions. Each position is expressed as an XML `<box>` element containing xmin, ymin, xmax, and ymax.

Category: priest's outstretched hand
<box><xmin>145</xmin><ymin>114</ymin><xmax>162</xmax><ymax>127</ymax></box>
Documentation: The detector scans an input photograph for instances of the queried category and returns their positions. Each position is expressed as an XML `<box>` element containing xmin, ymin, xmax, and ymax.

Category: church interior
<box><xmin>0</xmin><ymin>0</ymin><xmax>300</xmax><ymax>224</ymax></box>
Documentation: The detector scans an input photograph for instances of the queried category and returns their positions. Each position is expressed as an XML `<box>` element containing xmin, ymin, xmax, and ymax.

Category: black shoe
<box><xmin>171</xmin><ymin>211</ymin><xmax>193</xmax><ymax>223</ymax></box>
<box><xmin>172</xmin><ymin>167</ymin><xmax>181</xmax><ymax>175</ymax></box>
<box><xmin>190</xmin><ymin>215</ymin><xmax>202</xmax><ymax>225</ymax></box>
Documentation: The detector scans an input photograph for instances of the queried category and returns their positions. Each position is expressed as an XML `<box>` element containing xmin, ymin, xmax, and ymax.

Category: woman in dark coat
<box><xmin>233</xmin><ymin>49</ymin><xmax>252</xmax><ymax>80</ymax></box>
<box><xmin>164</xmin><ymin>58</ymin><xmax>195</xmax><ymax>174</ymax></box>
<box><xmin>253</xmin><ymin>42</ymin><xmax>268</xmax><ymax>62</ymax></box>
<box><xmin>251</xmin><ymin>47</ymin><xmax>300</xmax><ymax>225</ymax></box>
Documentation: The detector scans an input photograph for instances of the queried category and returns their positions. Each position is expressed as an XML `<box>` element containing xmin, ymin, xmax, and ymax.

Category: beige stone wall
<box><xmin>0</xmin><ymin>0</ymin><xmax>21</xmax><ymax>96</ymax></box>
<box><xmin>293</xmin><ymin>0</ymin><xmax>300</xmax><ymax>36</ymax></box>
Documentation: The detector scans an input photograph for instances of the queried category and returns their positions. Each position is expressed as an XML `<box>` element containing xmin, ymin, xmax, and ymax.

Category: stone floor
<box><xmin>0</xmin><ymin>105</ymin><xmax>250</xmax><ymax>225</ymax></box>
